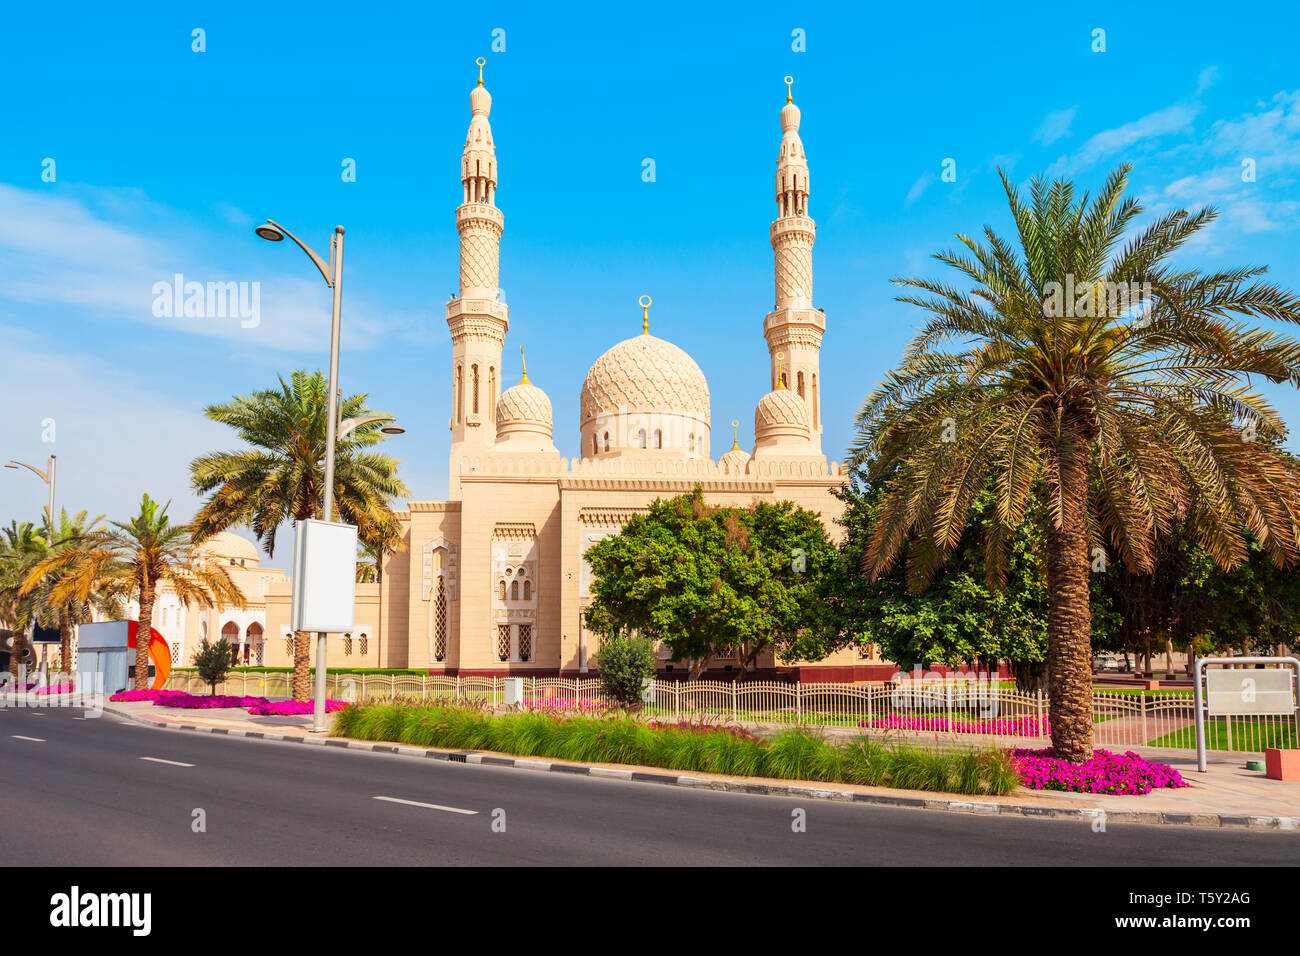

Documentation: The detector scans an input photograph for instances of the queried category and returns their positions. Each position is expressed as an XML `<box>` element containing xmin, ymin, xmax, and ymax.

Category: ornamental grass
<box><xmin>332</xmin><ymin>701</ymin><xmax>1021</xmax><ymax>796</ymax></box>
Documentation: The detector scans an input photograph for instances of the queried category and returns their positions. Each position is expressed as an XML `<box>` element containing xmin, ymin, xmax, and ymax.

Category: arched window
<box><xmin>592</xmin><ymin>433</ymin><xmax>598</xmax><ymax>455</ymax></box>
<box><xmin>455</xmin><ymin>365</ymin><xmax>463</xmax><ymax>423</ymax></box>
<box><xmin>638</xmin><ymin>428</ymin><xmax>647</xmax><ymax>449</ymax></box>
<box><xmin>498</xmin><ymin>580</ymin><xmax>506</xmax><ymax>603</ymax></box>
<box><xmin>472</xmin><ymin>364</ymin><xmax>480</xmax><ymax>414</ymax></box>
<box><xmin>433</xmin><ymin>577</ymin><xmax>448</xmax><ymax>662</ymax></box>
<box><xmin>359</xmin><ymin>633</ymin><xmax>368</xmax><ymax>656</ymax></box>
<box><xmin>511</xmin><ymin>580</ymin><xmax>519</xmax><ymax>601</ymax></box>
<box><xmin>489</xmin><ymin>367</ymin><xmax>496</xmax><ymax>422</ymax></box>
<box><xmin>688</xmin><ymin>433</ymin><xmax>695</xmax><ymax>453</ymax></box>
<box><xmin>797</xmin><ymin>371</ymin><xmax>805</xmax><ymax>398</ymax></box>
<box><xmin>654</xmin><ymin>429</ymin><xmax>662</xmax><ymax>449</ymax></box>
<box><xmin>603</xmin><ymin>431</ymin><xmax>610</xmax><ymax>452</ymax></box>
<box><xmin>343</xmin><ymin>633</ymin><xmax>353</xmax><ymax>656</ymax></box>
<box><xmin>523</xmin><ymin>580</ymin><xmax>532</xmax><ymax>601</ymax></box>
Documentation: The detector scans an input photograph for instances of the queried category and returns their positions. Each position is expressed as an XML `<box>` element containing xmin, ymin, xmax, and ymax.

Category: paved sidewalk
<box><xmin>95</xmin><ymin>699</ymin><xmax>1300</xmax><ymax>829</ymax></box>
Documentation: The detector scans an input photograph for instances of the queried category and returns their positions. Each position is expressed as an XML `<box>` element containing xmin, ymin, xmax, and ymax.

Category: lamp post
<box><xmin>256</xmin><ymin>219</ymin><xmax>346</xmax><ymax>731</ymax></box>
<box><xmin>257</xmin><ymin>220</ymin><xmax>406</xmax><ymax>730</ymax></box>
<box><xmin>6</xmin><ymin>455</ymin><xmax>56</xmax><ymax>529</ymax></box>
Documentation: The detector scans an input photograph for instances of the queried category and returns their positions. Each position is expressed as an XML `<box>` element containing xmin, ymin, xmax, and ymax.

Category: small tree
<box><xmin>193</xmin><ymin>637</ymin><xmax>239</xmax><ymax>695</ymax></box>
<box><xmin>596</xmin><ymin>633</ymin><xmax>656</xmax><ymax>708</ymax></box>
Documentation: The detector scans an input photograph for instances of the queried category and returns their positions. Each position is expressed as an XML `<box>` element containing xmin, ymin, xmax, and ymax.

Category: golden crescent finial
<box><xmin>476</xmin><ymin>57</ymin><xmax>486</xmax><ymax>86</ymax></box>
<box><xmin>730</xmin><ymin>418</ymin><xmax>740</xmax><ymax>451</ymax></box>
<box><xmin>519</xmin><ymin>344</ymin><xmax>530</xmax><ymax>384</ymax></box>
<box><xmin>784</xmin><ymin>75</ymin><xmax>794</xmax><ymax>104</ymax></box>
<box><xmin>639</xmin><ymin>294</ymin><xmax>652</xmax><ymax>335</ymax></box>
<box><xmin>775</xmin><ymin>351</ymin><xmax>786</xmax><ymax>390</ymax></box>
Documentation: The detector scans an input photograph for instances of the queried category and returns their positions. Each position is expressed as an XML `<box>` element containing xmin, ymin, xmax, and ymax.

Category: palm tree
<box><xmin>189</xmin><ymin>370</ymin><xmax>408</xmax><ymax>700</ymax></box>
<box><xmin>26</xmin><ymin>494</ymin><xmax>247</xmax><ymax>689</ymax></box>
<box><xmin>354</xmin><ymin>519</ymin><xmax>406</xmax><ymax>666</ymax></box>
<box><xmin>852</xmin><ymin>164</ymin><xmax>1300</xmax><ymax>762</ymax></box>
<box><xmin>20</xmin><ymin>509</ymin><xmax>129</xmax><ymax>677</ymax></box>
<box><xmin>0</xmin><ymin>521</ymin><xmax>48</xmax><ymax>679</ymax></box>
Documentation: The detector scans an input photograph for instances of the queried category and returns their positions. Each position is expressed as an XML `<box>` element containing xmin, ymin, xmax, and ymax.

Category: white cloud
<box><xmin>0</xmin><ymin>183</ymin><xmax>439</xmax><ymax>354</ymax></box>
<box><xmin>1034</xmin><ymin>106</ymin><xmax>1077</xmax><ymax>147</ymax></box>
<box><xmin>1047</xmin><ymin>102</ymin><xmax>1200</xmax><ymax>178</ymax></box>
<box><xmin>0</xmin><ymin>321</ymin><xmax>228</xmax><ymax>535</ymax></box>
<box><xmin>905</xmin><ymin>172</ymin><xmax>935</xmax><ymax>205</ymax></box>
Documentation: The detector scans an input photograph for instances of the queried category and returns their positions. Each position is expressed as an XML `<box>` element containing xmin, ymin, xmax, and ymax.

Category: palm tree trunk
<box><xmin>135</xmin><ymin>591</ymin><xmax>155</xmax><ymax>690</ymax></box>
<box><xmin>292</xmin><ymin>630</ymin><xmax>312</xmax><ymax>701</ymax></box>
<box><xmin>8</xmin><ymin>631</ymin><xmax>27</xmax><ymax>680</ymax></box>
<box><xmin>1044</xmin><ymin>432</ymin><xmax>1096</xmax><ymax>763</ymax></box>
<box><xmin>59</xmin><ymin>612</ymin><xmax>73</xmax><ymax>682</ymax></box>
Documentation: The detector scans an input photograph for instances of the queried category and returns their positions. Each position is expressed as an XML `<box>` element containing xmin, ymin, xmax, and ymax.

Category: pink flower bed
<box><xmin>22</xmin><ymin>683</ymin><xmax>76</xmax><ymax>694</ymax></box>
<box><xmin>863</xmin><ymin>714</ymin><xmax>1050</xmax><ymax>736</ymax></box>
<box><xmin>246</xmin><ymin>700</ymin><xmax>348</xmax><ymax>716</ymax></box>
<box><xmin>524</xmin><ymin>697</ymin><xmax>605</xmax><ymax>711</ymax></box>
<box><xmin>108</xmin><ymin>689</ymin><xmax>269</xmax><ymax>709</ymax></box>
<box><xmin>110</xmin><ymin>689</ymin><xmax>166</xmax><ymax>701</ymax></box>
<box><xmin>1010</xmin><ymin>747</ymin><xmax>1188</xmax><ymax>795</ymax></box>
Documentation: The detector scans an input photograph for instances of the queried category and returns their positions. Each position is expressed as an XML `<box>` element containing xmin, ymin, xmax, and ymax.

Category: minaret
<box><xmin>447</xmin><ymin>57</ymin><xmax>509</xmax><ymax>493</ymax></box>
<box><xmin>763</xmin><ymin>75</ymin><xmax>823</xmax><ymax>451</ymax></box>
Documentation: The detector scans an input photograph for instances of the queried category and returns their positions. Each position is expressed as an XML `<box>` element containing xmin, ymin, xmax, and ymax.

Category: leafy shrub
<box><xmin>595</xmin><ymin>633</ymin><xmax>656</xmax><ymax>708</ymax></box>
<box><xmin>193</xmin><ymin>637</ymin><xmax>239</xmax><ymax>694</ymax></box>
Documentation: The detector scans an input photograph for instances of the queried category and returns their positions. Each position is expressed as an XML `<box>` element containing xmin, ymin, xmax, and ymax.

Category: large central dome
<box><xmin>580</xmin><ymin>332</ymin><xmax>711</xmax><ymax>458</ymax></box>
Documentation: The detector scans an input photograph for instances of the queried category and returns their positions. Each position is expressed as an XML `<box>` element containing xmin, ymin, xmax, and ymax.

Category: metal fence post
<box><xmin>796</xmin><ymin>681</ymin><xmax>802</xmax><ymax>725</ymax></box>
<box><xmin>731</xmin><ymin>681</ymin><xmax>737</xmax><ymax>722</ymax></box>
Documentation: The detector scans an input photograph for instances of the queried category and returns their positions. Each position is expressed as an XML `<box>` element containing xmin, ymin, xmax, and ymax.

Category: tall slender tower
<box><xmin>448</xmin><ymin>58</ymin><xmax>509</xmax><ymax>493</ymax></box>
<box><xmin>763</xmin><ymin>76</ymin><xmax>823</xmax><ymax>451</ymax></box>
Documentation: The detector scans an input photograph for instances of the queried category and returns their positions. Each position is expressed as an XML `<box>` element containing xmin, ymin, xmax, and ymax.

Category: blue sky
<box><xmin>3</xmin><ymin>1</ymin><xmax>1300</xmax><ymax>567</ymax></box>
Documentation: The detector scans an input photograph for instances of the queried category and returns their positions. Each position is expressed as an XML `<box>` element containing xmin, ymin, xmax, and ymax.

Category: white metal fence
<box><xmin>162</xmin><ymin>672</ymin><xmax>1299</xmax><ymax>754</ymax></box>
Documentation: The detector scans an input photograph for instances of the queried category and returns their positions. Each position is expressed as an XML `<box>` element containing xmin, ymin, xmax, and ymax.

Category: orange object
<box><xmin>127</xmin><ymin>621</ymin><xmax>172</xmax><ymax>690</ymax></box>
<box><xmin>1144</xmin><ymin>680</ymin><xmax>1161</xmax><ymax>690</ymax></box>
<box><xmin>1264</xmin><ymin>749</ymin><xmax>1300</xmax><ymax>781</ymax></box>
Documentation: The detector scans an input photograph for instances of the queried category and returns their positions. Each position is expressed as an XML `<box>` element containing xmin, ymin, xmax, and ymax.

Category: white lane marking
<box><xmin>140</xmin><ymin>756</ymin><xmax>195</xmax><ymax>767</ymax></box>
<box><xmin>11</xmin><ymin>735</ymin><xmax>45</xmax><ymax>742</ymax></box>
<box><xmin>372</xmin><ymin>795</ymin><xmax>477</xmax><ymax>815</ymax></box>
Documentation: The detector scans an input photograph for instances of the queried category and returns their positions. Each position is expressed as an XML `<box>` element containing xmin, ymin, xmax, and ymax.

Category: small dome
<box><xmin>755</xmin><ymin>388</ymin><xmax>810</xmax><ymax>440</ymax></box>
<box><xmin>719</xmin><ymin>445</ymin><xmax>751</xmax><ymax>475</ymax></box>
<box><xmin>780</xmin><ymin>102</ymin><xmax>801</xmax><ymax>133</ymax></box>
<box><xmin>470</xmin><ymin>84</ymin><xmax>491</xmax><ymax>117</ymax></box>
<box><xmin>197</xmin><ymin>531</ymin><xmax>260</xmax><ymax>566</ymax></box>
<box><xmin>497</xmin><ymin>381</ymin><xmax>552</xmax><ymax>437</ymax></box>
<box><xmin>581</xmin><ymin>334</ymin><xmax>710</xmax><ymax>427</ymax></box>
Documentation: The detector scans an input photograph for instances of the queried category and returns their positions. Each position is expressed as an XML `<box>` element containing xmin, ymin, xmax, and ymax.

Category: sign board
<box><xmin>1205</xmin><ymin>667</ymin><xmax>1295</xmax><ymax>716</ymax></box>
<box><xmin>290</xmin><ymin>519</ymin><xmax>357</xmax><ymax>633</ymax></box>
<box><xmin>1194</xmin><ymin>656</ymin><xmax>1300</xmax><ymax>771</ymax></box>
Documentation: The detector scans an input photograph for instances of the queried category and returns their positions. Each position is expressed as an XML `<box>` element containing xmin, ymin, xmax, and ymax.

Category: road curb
<box><xmin>101</xmin><ymin>704</ymin><xmax>1300</xmax><ymax>830</ymax></box>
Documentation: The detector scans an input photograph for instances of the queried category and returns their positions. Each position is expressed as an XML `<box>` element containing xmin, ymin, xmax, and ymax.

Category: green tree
<box><xmin>193</xmin><ymin>636</ymin><xmax>240</xmax><ymax>694</ymax></box>
<box><xmin>595</xmin><ymin>632</ymin><xmax>656</xmax><ymax>708</ymax></box>
<box><xmin>189</xmin><ymin>370</ymin><xmax>408</xmax><ymax>700</ymax></box>
<box><xmin>0</xmin><ymin>521</ymin><xmax>48</xmax><ymax>678</ymax></box>
<box><xmin>852</xmin><ymin>164</ymin><xmax>1300</xmax><ymax>761</ymax></box>
<box><xmin>834</xmin><ymin>472</ymin><xmax>1052</xmax><ymax>690</ymax></box>
<box><xmin>20</xmin><ymin>509</ymin><xmax>128</xmax><ymax>676</ymax></box>
<box><xmin>583</xmin><ymin>487</ymin><xmax>846</xmax><ymax>678</ymax></box>
<box><xmin>26</xmin><ymin>494</ymin><xmax>247</xmax><ymax>690</ymax></box>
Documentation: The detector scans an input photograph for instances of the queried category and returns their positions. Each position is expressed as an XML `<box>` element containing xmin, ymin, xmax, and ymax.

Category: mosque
<box><xmin>259</xmin><ymin>65</ymin><xmax>883</xmax><ymax>679</ymax></box>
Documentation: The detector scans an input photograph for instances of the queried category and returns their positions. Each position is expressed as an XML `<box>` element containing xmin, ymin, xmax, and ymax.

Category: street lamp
<box><xmin>6</xmin><ymin>455</ymin><xmax>56</xmax><ymax>528</ymax></box>
<box><xmin>257</xmin><ymin>218</ymin><xmax>346</xmax><ymax>732</ymax></box>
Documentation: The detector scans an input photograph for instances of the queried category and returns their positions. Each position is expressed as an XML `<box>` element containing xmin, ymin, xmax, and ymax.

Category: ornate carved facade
<box><xmin>263</xmin><ymin>68</ymin><xmax>875</xmax><ymax>678</ymax></box>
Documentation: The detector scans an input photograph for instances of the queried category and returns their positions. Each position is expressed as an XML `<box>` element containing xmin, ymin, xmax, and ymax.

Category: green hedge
<box><xmin>332</xmin><ymin>702</ymin><xmax>1021</xmax><ymax>796</ymax></box>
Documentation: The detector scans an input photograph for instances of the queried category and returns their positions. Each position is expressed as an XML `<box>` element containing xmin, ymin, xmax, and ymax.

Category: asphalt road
<box><xmin>1</xmin><ymin>705</ymin><xmax>1296</xmax><ymax>866</ymax></box>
